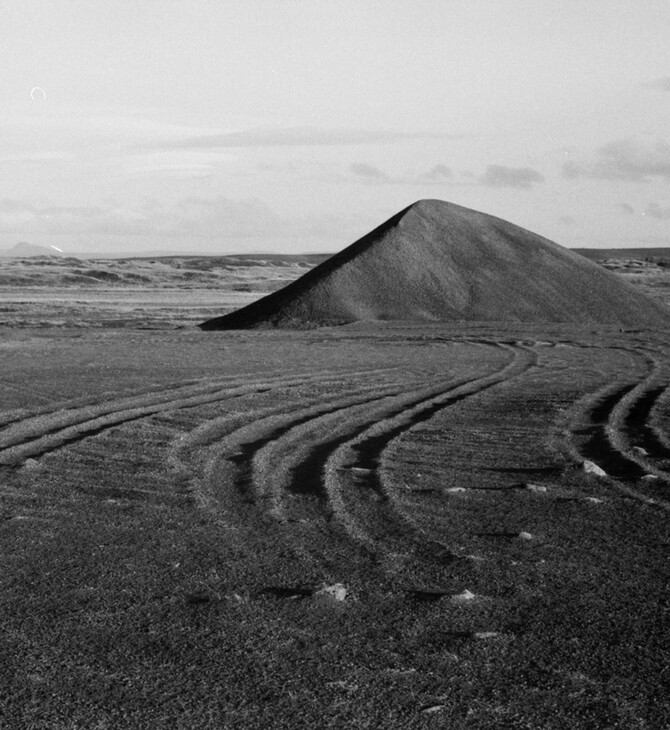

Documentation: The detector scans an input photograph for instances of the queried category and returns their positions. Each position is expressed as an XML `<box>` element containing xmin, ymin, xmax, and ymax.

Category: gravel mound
<box><xmin>200</xmin><ymin>199</ymin><xmax>670</xmax><ymax>329</ymax></box>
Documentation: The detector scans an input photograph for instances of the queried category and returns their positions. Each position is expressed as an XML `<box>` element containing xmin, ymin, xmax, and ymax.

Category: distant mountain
<box><xmin>200</xmin><ymin>199</ymin><xmax>670</xmax><ymax>330</ymax></box>
<box><xmin>0</xmin><ymin>242</ymin><xmax>65</xmax><ymax>257</ymax></box>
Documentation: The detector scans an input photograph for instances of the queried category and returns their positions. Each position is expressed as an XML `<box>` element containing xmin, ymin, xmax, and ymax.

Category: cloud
<box><xmin>150</xmin><ymin>126</ymin><xmax>461</xmax><ymax>150</ymax></box>
<box><xmin>563</xmin><ymin>138</ymin><xmax>670</xmax><ymax>181</ymax></box>
<box><xmin>420</xmin><ymin>164</ymin><xmax>452</xmax><ymax>182</ymax></box>
<box><xmin>479</xmin><ymin>165</ymin><xmax>545</xmax><ymax>189</ymax></box>
<box><xmin>312</xmin><ymin>162</ymin><xmax>471</xmax><ymax>187</ymax></box>
<box><xmin>349</xmin><ymin>163</ymin><xmax>391</xmax><ymax>181</ymax></box>
<box><xmin>645</xmin><ymin>203</ymin><xmax>670</xmax><ymax>220</ymax></box>
<box><xmin>558</xmin><ymin>216</ymin><xmax>576</xmax><ymax>226</ymax></box>
<box><xmin>647</xmin><ymin>77</ymin><xmax>670</xmax><ymax>91</ymax></box>
<box><xmin>615</xmin><ymin>202</ymin><xmax>635</xmax><ymax>215</ymax></box>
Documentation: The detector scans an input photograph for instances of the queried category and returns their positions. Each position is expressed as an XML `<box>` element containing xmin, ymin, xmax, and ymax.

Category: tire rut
<box><xmin>0</xmin><ymin>367</ymin><xmax>398</xmax><ymax>466</ymax></box>
<box><xmin>560</xmin><ymin>346</ymin><xmax>670</xmax><ymax>510</ymax></box>
<box><xmin>322</xmin><ymin>344</ymin><xmax>538</xmax><ymax>549</ymax></box>
<box><xmin>233</xmin><ymin>344</ymin><xmax>534</xmax><ymax>574</ymax></box>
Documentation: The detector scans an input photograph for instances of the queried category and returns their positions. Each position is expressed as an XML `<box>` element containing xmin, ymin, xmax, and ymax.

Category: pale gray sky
<box><xmin>1</xmin><ymin>0</ymin><xmax>670</xmax><ymax>254</ymax></box>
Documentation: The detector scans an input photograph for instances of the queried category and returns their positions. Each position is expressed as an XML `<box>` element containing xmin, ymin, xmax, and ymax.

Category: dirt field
<box><xmin>2</xmin><ymin>255</ymin><xmax>670</xmax><ymax>728</ymax></box>
<box><xmin>2</xmin><ymin>310</ymin><xmax>670</xmax><ymax>728</ymax></box>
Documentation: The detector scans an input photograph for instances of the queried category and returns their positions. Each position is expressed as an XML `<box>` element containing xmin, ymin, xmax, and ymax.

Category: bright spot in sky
<box><xmin>50</xmin><ymin>244</ymin><xmax>63</xmax><ymax>252</ymax></box>
<box><xmin>30</xmin><ymin>87</ymin><xmax>46</xmax><ymax>101</ymax></box>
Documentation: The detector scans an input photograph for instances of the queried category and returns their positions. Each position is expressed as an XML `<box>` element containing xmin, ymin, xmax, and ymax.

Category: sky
<box><xmin>1</xmin><ymin>0</ymin><xmax>670</xmax><ymax>255</ymax></box>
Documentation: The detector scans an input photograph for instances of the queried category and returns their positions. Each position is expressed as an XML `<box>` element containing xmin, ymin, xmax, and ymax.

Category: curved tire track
<box><xmin>168</xmin><ymin>375</ymin><xmax>420</xmax><ymax>515</ymax></box>
<box><xmin>559</xmin><ymin>346</ymin><xmax>670</xmax><ymax>510</ymax></box>
<box><xmin>322</xmin><ymin>344</ymin><xmax>538</xmax><ymax>548</ymax></box>
<box><xmin>0</xmin><ymin>367</ymin><xmax>398</xmax><ymax>466</ymax></box>
<box><xmin>215</xmin><ymin>343</ymin><xmax>534</xmax><ymax>574</ymax></box>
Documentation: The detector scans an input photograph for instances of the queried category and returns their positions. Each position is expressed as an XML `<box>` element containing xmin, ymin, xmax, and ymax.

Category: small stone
<box><xmin>314</xmin><ymin>583</ymin><xmax>347</xmax><ymax>602</ymax></box>
<box><xmin>517</xmin><ymin>531</ymin><xmax>533</xmax><ymax>540</ymax></box>
<box><xmin>22</xmin><ymin>458</ymin><xmax>40</xmax><ymax>470</ymax></box>
<box><xmin>525</xmin><ymin>483</ymin><xmax>547</xmax><ymax>493</ymax></box>
<box><xmin>632</xmin><ymin>446</ymin><xmax>648</xmax><ymax>457</ymax></box>
<box><xmin>451</xmin><ymin>589</ymin><xmax>476</xmax><ymax>602</ymax></box>
<box><xmin>446</xmin><ymin>487</ymin><xmax>466</xmax><ymax>493</ymax></box>
<box><xmin>584</xmin><ymin>497</ymin><xmax>604</xmax><ymax>504</ymax></box>
<box><xmin>421</xmin><ymin>704</ymin><xmax>446</xmax><ymax>715</ymax></box>
<box><xmin>641</xmin><ymin>474</ymin><xmax>659</xmax><ymax>481</ymax></box>
<box><xmin>583</xmin><ymin>460</ymin><xmax>607</xmax><ymax>477</ymax></box>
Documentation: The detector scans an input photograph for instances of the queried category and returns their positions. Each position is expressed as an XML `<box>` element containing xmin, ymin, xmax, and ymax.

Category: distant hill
<box><xmin>126</xmin><ymin>253</ymin><xmax>331</xmax><ymax>267</ymax></box>
<box><xmin>0</xmin><ymin>242</ymin><xmax>64</xmax><ymax>257</ymax></box>
<box><xmin>574</xmin><ymin>247</ymin><xmax>670</xmax><ymax>263</ymax></box>
<box><xmin>200</xmin><ymin>199</ymin><xmax>670</xmax><ymax>330</ymax></box>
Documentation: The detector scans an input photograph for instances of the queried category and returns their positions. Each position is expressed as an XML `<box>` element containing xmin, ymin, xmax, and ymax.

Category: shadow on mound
<box><xmin>199</xmin><ymin>199</ymin><xmax>670</xmax><ymax>330</ymax></box>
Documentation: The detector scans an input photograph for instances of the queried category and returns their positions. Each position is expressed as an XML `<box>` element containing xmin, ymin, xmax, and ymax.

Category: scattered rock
<box><xmin>421</xmin><ymin>704</ymin><xmax>446</xmax><ymax>715</ymax></box>
<box><xmin>446</xmin><ymin>486</ymin><xmax>466</xmax><ymax>493</ymax></box>
<box><xmin>22</xmin><ymin>458</ymin><xmax>40</xmax><ymax>470</ymax></box>
<box><xmin>226</xmin><ymin>593</ymin><xmax>245</xmax><ymax>603</ymax></box>
<box><xmin>632</xmin><ymin>446</ymin><xmax>649</xmax><ymax>457</ymax></box>
<box><xmin>314</xmin><ymin>583</ymin><xmax>347</xmax><ymax>603</ymax></box>
<box><xmin>474</xmin><ymin>631</ymin><xmax>503</xmax><ymax>640</ymax></box>
<box><xmin>104</xmin><ymin>498</ymin><xmax>133</xmax><ymax>508</ymax></box>
<box><xmin>641</xmin><ymin>474</ymin><xmax>659</xmax><ymax>481</ymax></box>
<box><xmin>524</xmin><ymin>483</ymin><xmax>547</xmax><ymax>493</ymax></box>
<box><xmin>584</xmin><ymin>497</ymin><xmax>604</xmax><ymax>504</ymax></box>
<box><xmin>451</xmin><ymin>589</ymin><xmax>476</xmax><ymax>603</ymax></box>
<box><xmin>517</xmin><ymin>531</ymin><xmax>533</xmax><ymax>540</ymax></box>
<box><xmin>583</xmin><ymin>460</ymin><xmax>607</xmax><ymax>477</ymax></box>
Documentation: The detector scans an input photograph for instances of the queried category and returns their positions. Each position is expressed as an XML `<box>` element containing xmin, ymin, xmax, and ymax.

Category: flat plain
<box><xmin>1</xmin><ymin>256</ymin><xmax>670</xmax><ymax>728</ymax></box>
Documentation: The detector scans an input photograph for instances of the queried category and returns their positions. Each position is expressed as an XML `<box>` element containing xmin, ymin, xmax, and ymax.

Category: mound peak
<box><xmin>200</xmin><ymin>199</ymin><xmax>669</xmax><ymax>330</ymax></box>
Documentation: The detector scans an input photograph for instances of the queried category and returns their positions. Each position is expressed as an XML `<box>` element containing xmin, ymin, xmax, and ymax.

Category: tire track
<box><xmin>169</xmin><ymin>340</ymin><xmax>500</xmax><ymax>521</ymax></box>
<box><xmin>607</xmin><ymin>354</ymin><xmax>670</xmax><ymax>479</ymax></box>
<box><xmin>0</xmin><ymin>377</ymin><xmax>215</xmax><ymax>429</ymax></box>
<box><xmin>575</xmin><ymin>383</ymin><xmax>645</xmax><ymax>480</ymax></box>
<box><xmin>558</xmin><ymin>346</ymin><xmax>670</xmax><ymax>510</ymax></box>
<box><xmin>165</xmin><ymin>374</ymin><xmax>416</xmax><ymax>506</ymax></box>
<box><xmin>231</xmin><ymin>344</ymin><xmax>534</xmax><ymax>574</ymax></box>
<box><xmin>0</xmin><ymin>367</ymin><xmax>398</xmax><ymax>466</ymax></box>
<box><xmin>322</xmin><ymin>344</ymin><xmax>538</xmax><ymax>548</ymax></box>
<box><xmin>187</xmin><ymin>377</ymin><xmax>434</xmax><ymax>517</ymax></box>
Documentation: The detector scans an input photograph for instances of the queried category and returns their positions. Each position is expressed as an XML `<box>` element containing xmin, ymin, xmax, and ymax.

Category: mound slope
<box><xmin>200</xmin><ymin>199</ymin><xmax>670</xmax><ymax>329</ymax></box>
